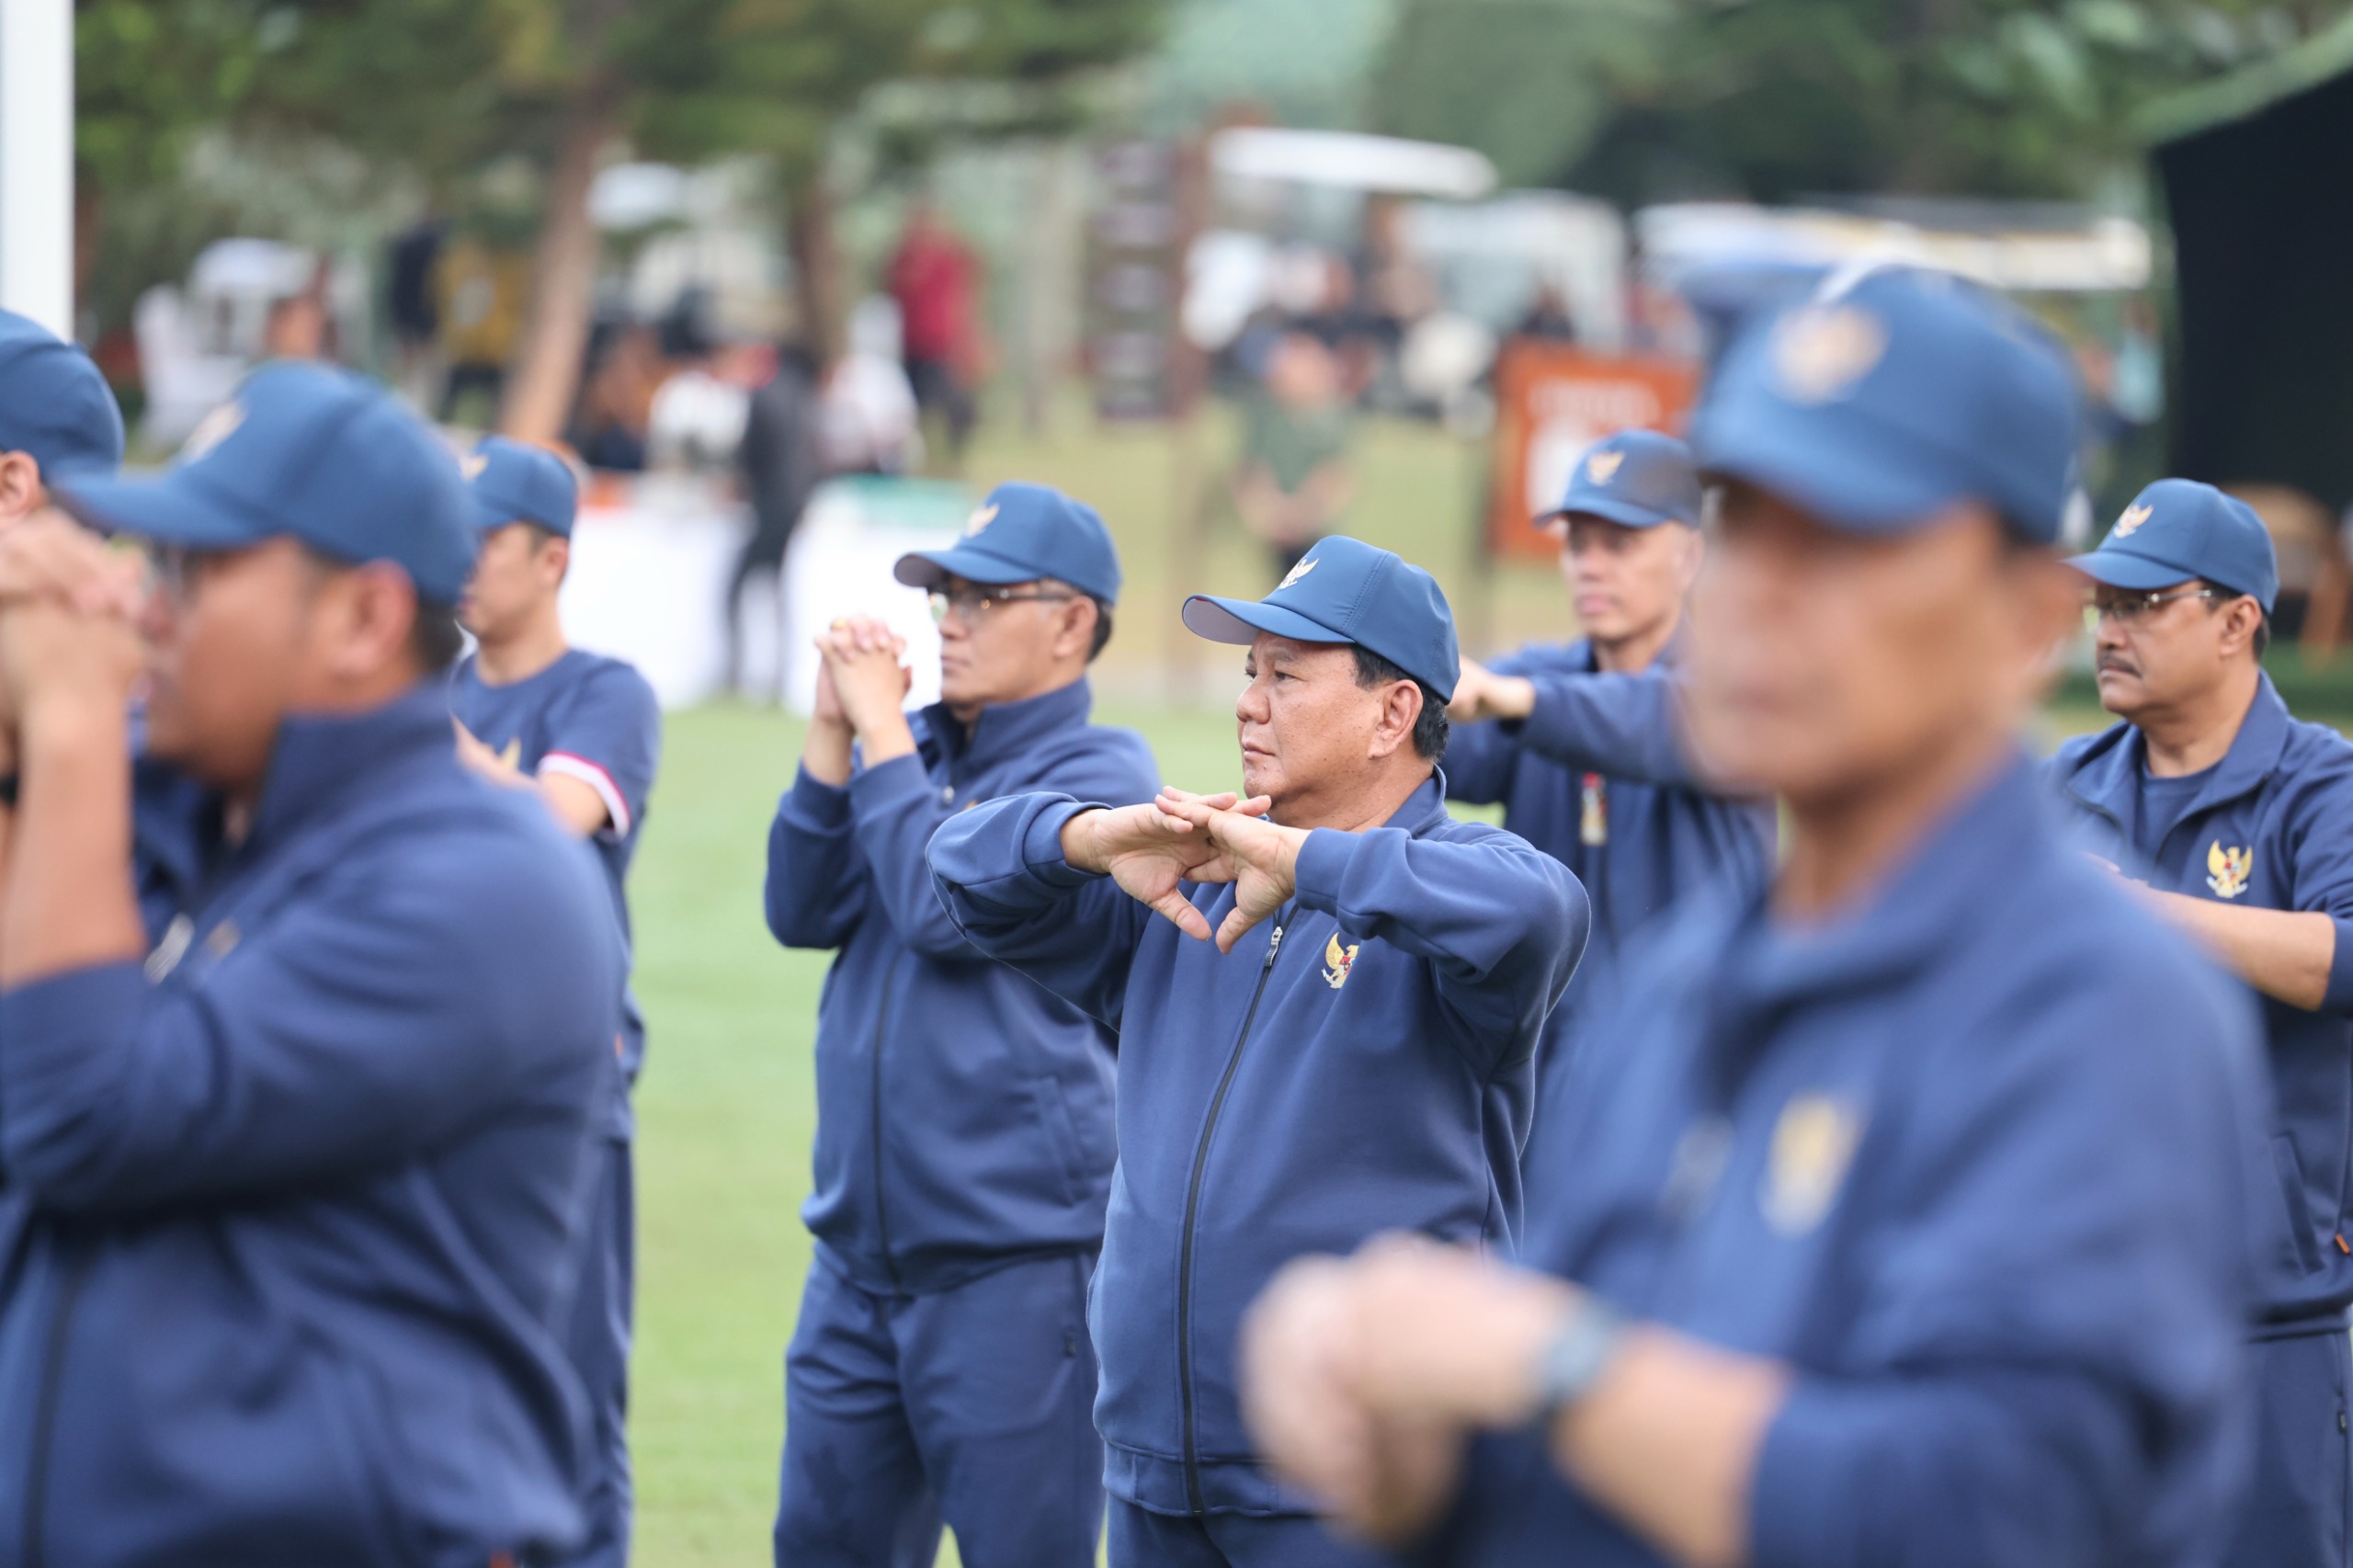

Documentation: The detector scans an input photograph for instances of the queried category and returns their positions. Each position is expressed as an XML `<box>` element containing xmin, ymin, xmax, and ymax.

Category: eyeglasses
<box><xmin>2089</xmin><ymin>586</ymin><xmax>2226</xmax><ymax>623</ymax></box>
<box><xmin>928</xmin><ymin>585</ymin><xmax>1075</xmax><ymax>624</ymax></box>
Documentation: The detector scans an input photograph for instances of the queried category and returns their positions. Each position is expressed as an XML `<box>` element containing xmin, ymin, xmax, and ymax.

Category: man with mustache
<box><xmin>927</xmin><ymin>535</ymin><xmax>1586</xmax><ymax>1566</ymax></box>
<box><xmin>1233</xmin><ymin>271</ymin><xmax>2270</xmax><ymax>1568</ymax></box>
<box><xmin>2050</xmin><ymin>478</ymin><xmax>2353</xmax><ymax>1568</ymax></box>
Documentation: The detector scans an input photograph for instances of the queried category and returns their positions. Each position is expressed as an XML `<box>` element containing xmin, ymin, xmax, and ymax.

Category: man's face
<box><xmin>138</xmin><ymin>538</ymin><xmax>326</xmax><ymax>788</ymax></box>
<box><xmin>1686</xmin><ymin>481</ymin><xmax>2061</xmax><ymax>807</ymax></box>
<box><xmin>933</xmin><ymin>574</ymin><xmax>1086</xmax><ymax>712</ymax></box>
<box><xmin>459</xmin><ymin>522</ymin><xmax>562</xmax><ymax>642</ymax></box>
<box><xmin>1553</xmin><ymin>515</ymin><xmax>1700</xmax><ymax>646</ymax></box>
<box><xmin>2088</xmin><ymin>579</ymin><xmax>2250</xmax><ymax>721</ymax></box>
<box><xmin>1234</xmin><ymin>632</ymin><xmax>1403</xmax><ymax>818</ymax></box>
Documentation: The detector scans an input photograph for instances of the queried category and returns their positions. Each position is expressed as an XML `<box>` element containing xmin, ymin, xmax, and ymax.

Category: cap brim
<box><xmin>1179</xmin><ymin>593</ymin><xmax>1348</xmax><ymax>648</ymax></box>
<box><xmin>1537</xmin><ymin>495</ymin><xmax>1682</xmax><ymax>531</ymax></box>
<box><xmin>52</xmin><ymin>472</ymin><xmax>269</xmax><ymax>550</ymax></box>
<box><xmin>893</xmin><ymin>544</ymin><xmax>1042</xmax><ymax>590</ymax></box>
<box><xmin>2064</xmin><ymin>549</ymin><xmax>2203</xmax><ymax>592</ymax></box>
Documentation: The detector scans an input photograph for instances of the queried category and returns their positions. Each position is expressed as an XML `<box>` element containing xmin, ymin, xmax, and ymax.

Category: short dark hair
<box><xmin>410</xmin><ymin>600</ymin><xmax>466</xmax><ymax>673</ymax></box>
<box><xmin>1350</xmin><ymin>645</ymin><xmax>1448</xmax><ymax>762</ymax></box>
<box><xmin>1086</xmin><ymin>597</ymin><xmax>1114</xmax><ymax>662</ymax></box>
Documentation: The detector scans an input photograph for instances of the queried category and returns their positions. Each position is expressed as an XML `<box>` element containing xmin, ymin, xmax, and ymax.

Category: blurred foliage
<box><xmin>1370</xmin><ymin>0</ymin><xmax>2347</xmax><ymax>201</ymax></box>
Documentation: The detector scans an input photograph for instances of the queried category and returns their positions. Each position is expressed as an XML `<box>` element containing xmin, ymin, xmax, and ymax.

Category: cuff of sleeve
<box><xmin>1745</xmin><ymin>1381</ymin><xmax>1863</xmax><ymax>1568</ymax></box>
<box><xmin>1024</xmin><ymin>801</ymin><xmax>1110</xmax><ymax>889</ymax></box>
<box><xmin>847</xmin><ymin>750</ymin><xmax>936</xmax><ymax>815</ymax></box>
<box><xmin>2325</xmin><ymin>915</ymin><xmax>2353</xmax><ymax>1013</ymax></box>
<box><xmin>1291</xmin><ymin>827</ymin><xmax>1357</xmax><ymax>915</ymax></box>
<box><xmin>784</xmin><ymin>764</ymin><xmax>854</xmax><ymax>826</ymax></box>
<box><xmin>0</xmin><ymin>962</ymin><xmax>146</xmax><ymax>1158</ymax></box>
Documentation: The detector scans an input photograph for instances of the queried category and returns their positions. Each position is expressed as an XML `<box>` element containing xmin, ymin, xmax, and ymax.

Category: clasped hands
<box><xmin>1061</xmin><ymin>787</ymin><xmax>1309</xmax><ymax>952</ymax></box>
<box><xmin>0</xmin><ymin>512</ymin><xmax>146</xmax><ymax>770</ymax></box>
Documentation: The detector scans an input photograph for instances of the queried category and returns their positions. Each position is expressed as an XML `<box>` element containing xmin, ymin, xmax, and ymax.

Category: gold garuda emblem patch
<box><xmin>1322</xmin><ymin>930</ymin><xmax>1360</xmax><ymax>990</ymax></box>
<box><xmin>1279</xmin><ymin>556</ymin><xmax>1319</xmax><ymax>591</ymax></box>
<box><xmin>2113</xmin><ymin>503</ymin><xmax>2152</xmax><ymax>539</ymax></box>
<box><xmin>1761</xmin><ymin>1094</ymin><xmax>1864</xmax><ymax>1235</ymax></box>
<box><xmin>1771</xmin><ymin>306</ymin><xmax>1885</xmax><ymax>404</ymax></box>
<box><xmin>1585</xmin><ymin>449</ymin><xmax>1624</xmax><ymax>484</ymax></box>
<box><xmin>2207</xmin><ymin>841</ymin><xmax>2253</xmax><ymax>900</ymax></box>
<box><xmin>963</xmin><ymin>503</ymin><xmax>998</xmax><ymax>537</ymax></box>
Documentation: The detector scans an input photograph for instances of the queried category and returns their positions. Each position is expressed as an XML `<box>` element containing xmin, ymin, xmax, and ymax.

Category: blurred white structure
<box><xmin>0</xmin><ymin>0</ymin><xmax>74</xmax><ymax>337</ymax></box>
<box><xmin>1637</xmin><ymin>202</ymin><xmax>2153</xmax><ymax>295</ymax></box>
<box><xmin>1208</xmin><ymin>129</ymin><xmax>1497</xmax><ymax>200</ymax></box>
<box><xmin>135</xmin><ymin>240</ymin><xmax>370</xmax><ymax>447</ymax></box>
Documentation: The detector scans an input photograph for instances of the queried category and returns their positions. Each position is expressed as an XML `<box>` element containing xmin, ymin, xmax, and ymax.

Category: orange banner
<box><xmin>1487</xmin><ymin>343</ymin><xmax>1701</xmax><ymax>562</ymax></box>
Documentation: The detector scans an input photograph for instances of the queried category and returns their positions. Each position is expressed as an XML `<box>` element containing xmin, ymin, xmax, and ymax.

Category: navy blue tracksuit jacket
<box><xmin>2048</xmin><ymin>675</ymin><xmax>2353</xmax><ymax>1335</ymax></box>
<box><xmin>1429</xmin><ymin>759</ymin><xmax>2270</xmax><ymax>1567</ymax></box>
<box><xmin>766</xmin><ymin>678</ymin><xmax>1159</xmax><ymax>1293</ymax></box>
<box><xmin>929</xmin><ymin>775</ymin><xmax>1587</xmax><ymax>1517</ymax></box>
<box><xmin>0</xmin><ymin>687</ymin><xmax>620</xmax><ymax>1565</ymax></box>
<box><xmin>1447</xmin><ymin>638</ymin><xmax>1774</xmax><ymax>1085</ymax></box>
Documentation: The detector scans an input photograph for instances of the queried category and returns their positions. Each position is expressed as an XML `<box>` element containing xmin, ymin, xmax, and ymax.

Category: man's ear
<box><xmin>0</xmin><ymin>452</ymin><xmax>45</xmax><ymax>525</ymax></box>
<box><xmin>2219</xmin><ymin>595</ymin><xmax>2265</xmax><ymax>659</ymax></box>
<box><xmin>1369</xmin><ymin>678</ymin><xmax>1422</xmax><ymax>761</ymax></box>
<box><xmin>324</xmin><ymin>564</ymin><xmax>423</xmax><ymax>682</ymax></box>
<box><xmin>539</xmin><ymin>533</ymin><xmax>572</xmax><ymax>588</ymax></box>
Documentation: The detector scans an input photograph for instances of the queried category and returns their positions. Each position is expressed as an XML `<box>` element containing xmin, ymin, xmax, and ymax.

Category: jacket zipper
<box><xmin>23</xmin><ymin>1245</ymin><xmax>93</xmax><ymax>1568</ymax></box>
<box><xmin>1177</xmin><ymin>913</ymin><xmax>1288</xmax><ymax>1515</ymax></box>
<box><xmin>870</xmin><ymin>949</ymin><xmax>906</xmax><ymax>1290</ymax></box>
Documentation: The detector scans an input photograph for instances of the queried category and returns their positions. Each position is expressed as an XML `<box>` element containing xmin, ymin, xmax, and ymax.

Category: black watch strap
<box><xmin>0</xmin><ymin>773</ymin><xmax>17</xmax><ymax>809</ymax></box>
<box><xmin>1525</xmin><ymin>1295</ymin><xmax>1626</xmax><ymax>1436</ymax></box>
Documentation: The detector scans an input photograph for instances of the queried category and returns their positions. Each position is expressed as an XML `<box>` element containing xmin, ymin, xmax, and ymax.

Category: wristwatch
<box><xmin>0</xmin><ymin>773</ymin><xmax>17</xmax><ymax>809</ymax></box>
<box><xmin>1525</xmin><ymin>1295</ymin><xmax>1626</xmax><ymax>1435</ymax></box>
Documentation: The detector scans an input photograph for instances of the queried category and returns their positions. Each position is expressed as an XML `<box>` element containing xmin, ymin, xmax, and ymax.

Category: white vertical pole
<box><xmin>0</xmin><ymin>0</ymin><xmax>77</xmax><ymax>338</ymax></box>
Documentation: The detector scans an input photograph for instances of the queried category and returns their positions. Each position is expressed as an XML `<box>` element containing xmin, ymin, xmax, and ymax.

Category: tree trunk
<box><xmin>785</xmin><ymin>167</ymin><xmax>844</xmax><ymax>368</ymax></box>
<box><xmin>498</xmin><ymin>74</ymin><xmax>626</xmax><ymax>442</ymax></box>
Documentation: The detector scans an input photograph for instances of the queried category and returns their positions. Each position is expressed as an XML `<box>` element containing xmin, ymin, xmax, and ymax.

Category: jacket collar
<box><xmin>2059</xmin><ymin>672</ymin><xmax>2290</xmax><ymax>842</ymax></box>
<box><xmin>1568</xmin><ymin>621</ymin><xmax>1689</xmax><ymax>676</ymax></box>
<box><xmin>1383</xmin><ymin>771</ymin><xmax>1450</xmax><ymax>835</ymax></box>
<box><xmin>921</xmin><ymin>676</ymin><xmax>1093</xmax><ymax>778</ymax></box>
<box><xmin>246</xmin><ymin>682</ymin><xmax>457</xmax><ymax>853</ymax></box>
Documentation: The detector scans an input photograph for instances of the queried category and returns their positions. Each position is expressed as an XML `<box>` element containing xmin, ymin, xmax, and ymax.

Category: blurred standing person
<box><xmin>1234</xmin><ymin>331</ymin><xmax>1354</xmax><ymax>583</ymax></box>
<box><xmin>730</xmin><ymin>341</ymin><xmax>826</xmax><ymax>700</ymax></box>
<box><xmin>2052</xmin><ymin>480</ymin><xmax>2353</xmax><ymax>1568</ymax></box>
<box><xmin>1239</xmin><ymin>272</ymin><xmax>2272</xmax><ymax>1568</ymax></box>
<box><xmin>0</xmin><ymin>363</ymin><xmax>619</xmax><ymax>1563</ymax></box>
<box><xmin>888</xmin><ymin>197</ymin><xmax>984</xmax><ymax>469</ymax></box>
<box><xmin>766</xmin><ymin>484</ymin><xmax>1157</xmax><ymax>1568</ymax></box>
<box><xmin>929</xmin><ymin>536</ymin><xmax>1586</xmax><ymax>1567</ymax></box>
<box><xmin>453</xmin><ymin>437</ymin><xmax>665</xmax><ymax>1568</ymax></box>
<box><xmin>1447</xmin><ymin>428</ymin><xmax>1775</xmax><ymax>1112</ymax></box>
<box><xmin>820</xmin><ymin>302</ymin><xmax>923</xmax><ymax>478</ymax></box>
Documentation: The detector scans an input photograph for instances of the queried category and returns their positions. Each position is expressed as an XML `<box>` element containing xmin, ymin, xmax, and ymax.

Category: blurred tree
<box><xmin>247</xmin><ymin>0</ymin><xmax>1167</xmax><ymax>439</ymax></box>
<box><xmin>1370</xmin><ymin>0</ymin><xmax>2342</xmax><ymax>204</ymax></box>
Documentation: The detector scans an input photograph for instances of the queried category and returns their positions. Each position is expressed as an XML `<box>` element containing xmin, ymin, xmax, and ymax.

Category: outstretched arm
<box><xmin>1453</xmin><ymin>655</ymin><xmax>1716</xmax><ymax>789</ymax></box>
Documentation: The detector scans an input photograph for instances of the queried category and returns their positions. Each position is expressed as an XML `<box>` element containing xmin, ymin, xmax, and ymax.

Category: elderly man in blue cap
<box><xmin>927</xmin><ymin>535</ymin><xmax>1587</xmax><ymax>1567</ymax></box>
<box><xmin>1236</xmin><ymin>271</ymin><xmax>2272</xmax><ymax>1568</ymax></box>
<box><xmin>2051</xmin><ymin>478</ymin><xmax>2353</xmax><ymax>1568</ymax></box>
<box><xmin>0</xmin><ymin>363</ymin><xmax>620</xmax><ymax>1562</ymax></box>
<box><xmin>766</xmin><ymin>481</ymin><xmax>1159</xmax><ymax>1568</ymax></box>
<box><xmin>0</xmin><ymin>310</ymin><xmax>124</xmax><ymax>526</ymax></box>
<box><xmin>1446</xmin><ymin>426</ymin><xmax>1775</xmax><ymax>1141</ymax></box>
<box><xmin>453</xmin><ymin>436</ymin><xmax>663</xmax><ymax>1568</ymax></box>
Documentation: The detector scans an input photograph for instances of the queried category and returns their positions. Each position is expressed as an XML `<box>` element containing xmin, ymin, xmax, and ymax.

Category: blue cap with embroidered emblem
<box><xmin>0</xmin><ymin>309</ymin><xmax>125</xmax><ymax>481</ymax></box>
<box><xmin>52</xmin><ymin>360</ymin><xmax>475</xmax><ymax>604</ymax></box>
<box><xmin>1181</xmin><ymin>535</ymin><xmax>1460</xmax><ymax>699</ymax></box>
<box><xmin>466</xmin><ymin>435</ymin><xmax>580</xmax><ymax>537</ymax></box>
<box><xmin>892</xmin><ymin>482</ymin><xmax>1122</xmax><ymax>604</ymax></box>
<box><xmin>1540</xmin><ymin>428</ymin><xmax>1700</xmax><ymax>530</ymax></box>
<box><xmin>1693</xmin><ymin>268</ymin><xmax>2080</xmax><ymax>544</ymax></box>
<box><xmin>2067</xmin><ymin>478</ymin><xmax>2278</xmax><ymax>614</ymax></box>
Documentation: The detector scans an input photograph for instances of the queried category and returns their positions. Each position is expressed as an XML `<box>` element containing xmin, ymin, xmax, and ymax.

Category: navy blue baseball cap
<box><xmin>1182</xmin><ymin>535</ymin><xmax>1460</xmax><ymax>699</ymax></box>
<box><xmin>466</xmin><ymin>436</ymin><xmax>580</xmax><ymax>536</ymax></box>
<box><xmin>2068</xmin><ymin>479</ymin><xmax>2279</xmax><ymax>614</ymax></box>
<box><xmin>893</xmin><ymin>482</ymin><xmax>1122</xmax><ymax>604</ymax></box>
<box><xmin>1693</xmin><ymin>268</ymin><xmax>2080</xmax><ymax>543</ymax></box>
<box><xmin>0</xmin><ymin>309</ymin><xmax>124</xmax><ymax>481</ymax></box>
<box><xmin>1540</xmin><ymin>428</ymin><xmax>1701</xmax><ymax>531</ymax></box>
<box><xmin>53</xmin><ymin>360</ymin><xmax>476</xmax><ymax>605</ymax></box>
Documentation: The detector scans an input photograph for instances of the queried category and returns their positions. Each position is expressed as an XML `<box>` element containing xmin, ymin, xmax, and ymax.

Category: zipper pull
<box><xmin>1263</xmin><ymin>925</ymin><xmax>1284</xmax><ymax>971</ymax></box>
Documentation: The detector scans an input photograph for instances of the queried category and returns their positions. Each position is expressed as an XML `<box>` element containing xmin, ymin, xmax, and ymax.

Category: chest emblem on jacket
<box><xmin>1323</xmin><ymin>931</ymin><xmax>1360</xmax><ymax>989</ymax></box>
<box><xmin>1579</xmin><ymin>772</ymin><xmax>1608</xmax><ymax>846</ymax></box>
<box><xmin>1762</xmin><ymin>1094</ymin><xmax>1864</xmax><ymax>1235</ymax></box>
<box><xmin>2207</xmin><ymin>841</ymin><xmax>2253</xmax><ymax>900</ymax></box>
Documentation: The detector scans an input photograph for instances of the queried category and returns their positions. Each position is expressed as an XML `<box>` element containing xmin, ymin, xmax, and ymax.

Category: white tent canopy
<box><xmin>1207</xmin><ymin>128</ymin><xmax>1497</xmax><ymax>200</ymax></box>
